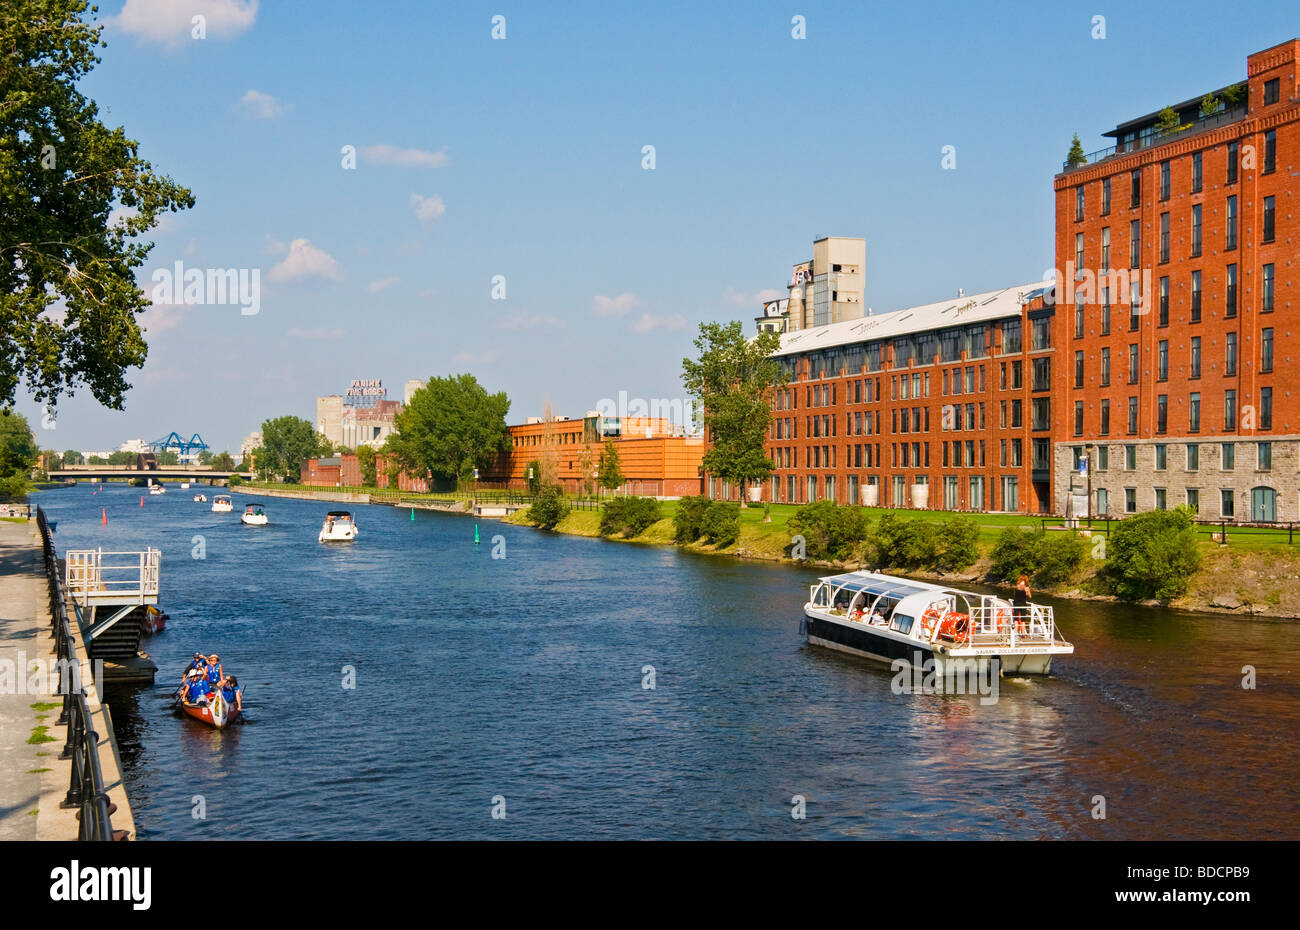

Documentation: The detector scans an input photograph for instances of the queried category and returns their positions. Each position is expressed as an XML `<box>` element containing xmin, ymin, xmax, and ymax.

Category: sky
<box><xmin>15</xmin><ymin>0</ymin><xmax>1298</xmax><ymax>453</ymax></box>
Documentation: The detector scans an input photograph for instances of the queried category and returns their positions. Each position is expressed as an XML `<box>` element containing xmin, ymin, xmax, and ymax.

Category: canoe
<box><xmin>177</xmin><ymin>688</ymin><xmax>240</xmax><ymax>729</ymax></box>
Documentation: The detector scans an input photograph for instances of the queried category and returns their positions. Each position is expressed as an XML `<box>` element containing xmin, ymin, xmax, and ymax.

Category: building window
<box><xmin>1186</xmin><ymin>488</ymin><xmax>1199</xmax><ymax>513</ymax></box>
<box><xmin>1261</xmin><ymin>387</ymin><xmax>1273</xmax><ymax>430</ymax></box>
<box><xmin>1225</xmin><ymin>389</ymin><xmax>1237</xmax><ymax>430</ymax></box>
<box><xmin>1125</xmin><ymin>444</ymin><xmax>1137</xmax><ymax>470</ymax></box>
<box><xmin>1002</xmin><ymin>476</ymin><xmax>1018</xmax><ymax>511</ymax></box>
<box><xmin>1074</xmin><ymin>350</ymin><xmax>1084</xmax><ymax>387</ymax></box>
<box><xmin>1032</xmin><ymin>438</ymin><xmax>1050</xmax><ymax>470</ymax></box>
<box><xmin>1130</xmin><ymin>168</ymin><xmax>1141</xmax><ymax>208</ymax></box>
<box><xmin>1158</xmin><ymin>339</ymin><xmax>1168</xmax><ymax>380</ymax></box>
<box><xmin>1190</xmin><ymin>270</ymin><xmax>1202</xmax><ymax>322</ymax></box>
<box><xmin>1221</xmin><ymin>489</ymin><xmax>1234</xmax><ymax>518</ymax></box>
<box><xmin>1265</xmin><ymin>77</ymin><xmax>1280</xmax><ymax>105</ymax></box>
<box><xmin>1032</xmin><ymin>397</ymin><xmax>1050</xmax><ymax>431</ymax></box>
<box><xmin>1074</xmin><ymin>401</ymin><xmax>1084</xmax><ymax>436</ymax></box>
<box><xmin>1101</xmin><ymin>177</ymin><xmax>1111</xmax><ymax>215</ymax></box>
<box><xmin>1075</xmin><ymin>232</ymin><xmax>1084</xmax><ymax>270</ymax></box>
<box><xmin>1187</xmin><ymin>443</ymin><xmax>1199</xmax><ymax>471</ymax></box>
<box><xmin>1101</xmin><ymin>226</ymin><xmax>1110</xmax><ymax>272</ymax></box>
<box><xmin>1129</xmin><ymin>281</ymin><xmax>1142</xmax><ymax>329</ymax></box>
<box><xmin>1100</xmin><ymin>399</ymin><xmax>1110</xmax><ymax>435</ymax></box>
<box><xmin>1160</xmin><ymin>160</ymin><xmax>1170</xmax><ymax>201</ymax></box>
<box><xmin>1155</xmin><ymin>488</ymin><xmax>1167</xmax><ymax>510</ymax></box>
<box><xmin>1031</xmin><ymin>318</ymin><xmax>1050</xmax><ymax>350</ymax></box>
<box><xmin>1002</xmin><ymin>319</ymin><xmax>1021</xmax><ymax>354</ymax></box>
<box><xmin>1156</xmin><ymin>395</ymin><xmax>1168</xmax><ymax>434</ymax></box>
<box><xmin>1155</xmin><ymin>443</ymin><xmax>1167</xmax><ymax>470</ymax></box>
<box><xmin>1263</xmin><ymin>196</ymin><xmax>1275</xmax><ymax>243</ymax></box>
<box><xmin>1127</xmin><ymin>397</ymin><xmax>1138</xmax><ymax>434</ymax></box>
<box><xmin>1100</xmin><ymin>347</ymin><xmax>1111</xmax><ymax>386</ymax></box>
<box><xmin>1191</xmin><ymin>151</ymin><xmax>1202</xmax><ymax>193</ymax></box>
<box><xmin>1098</xmin><ymin>445</ymin><xmax>1109</xmax><ymax>470</ymax></box>
<box><xmin>1075</xmin><ymin>303</ymin><xmax>1084</xmax><ymax>339</ymax></box>
<box><xmin>1190</xmin><ymin>337</ymin><xmax>1201</xmax><ymax>379</ymax></box>
<box><xmin>1190</xmin><ymin>392</ymin><xmax>1201</xmax><ymax>432</ymax></box>
<box><xmin>1125</xmin><ymin>488</ymin><xmax>1137</xmax><ymax>513</ymax></box>
<box><xmin>1226</xmin><ymin>264</ymin><xmax>1237</xmax><ymax>318</ymax></box>
<box><xmin>1226</xmin><ymin>331</ymin><xmax>1237</xmax><ymax>375</ymax></box>
<box><xmin>1101</xmin><ymin>289</ymin><xmax>1111</xmax><ymax>334</ymax></box>
<box><xmin>1262</xmin><ymin>327</ymin><xmax>1273</xmax><ymax>374</ymax></box>
<box><xmin>1226</xmin><ymin>195</ymin><xmax>1237</xmax><ymax>250</ymax></box>
<box><xmin>1158</xmin><ymin>277</ymin><xmax>1169</xmax><ymax>326</ymax></box>
<box><xmin>1228</xmin><ymin>142</ymin><xmax>1239</xmax><ymax>184</ymax></box>
<box><xmin>1128</xmin><ymin>343</ymin><xmax>1139</xmax><ymax>383</ymax></box>
<box><xmin>1222</xmin><ymin>442</ymin><xmax>1235</xmax><ymax>470</ymax></box>
<box><xmin>1075</xmin><ymin>185</ymin><xmax>1084</xmax><ymax>220</ymax></box>
<box><xmin>1129</xmin><ymin>219</ymin><xmax>1140</xmax><ymax>268</ymax></box>
<box><xmin>1191</xmin><ymin>203</ymin><xmax>1202</xmax><ymax>257</ymax></box>
<box><xmin>1258</xmin><ymin>441</ymin><xmax>1272</xmax><ymax>471</ymax></box>
<box><xmin>1159</xmin><ymin>213</ymin><xmax>1170</xmax><ymax>263</ymax></box>
<box><xmin>1033</xmin><ymin>357</ymin><xmax>1050</xmax><ymax>391</ymax></box>
<box><xmin>1263</xmin><ymin>129</ymin><xmax>1276</xmax><ymax>175</ymax></box>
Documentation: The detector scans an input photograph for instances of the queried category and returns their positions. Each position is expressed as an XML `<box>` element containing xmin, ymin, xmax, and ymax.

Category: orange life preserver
<box><xmin>941</xmin><ymin>612</ymin><xmax>970</xmax><ymax>643</ymax></box>
<box><xmin>996</xmin><ymin>608</ymin><xmax>1010</xmax><ymax>632</ymax></box>
<box><xmin>922</xmin><ymin>607</ymin><xmax>944</xmax><ymax>634</ymax></box>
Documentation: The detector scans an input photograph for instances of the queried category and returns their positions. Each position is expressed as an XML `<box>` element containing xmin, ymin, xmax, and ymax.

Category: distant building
<box><xmin>317</xmin><ymin>379</ymin><xmax>400</xmax><ymax>449</ymax></box>
<box><xmin>403</xmin><ymin>379</ymin><xmax>425</xmax><ymax>405</ymax></box>
<box><xmin>118</xmin><ymin>438</ymin><xmax>149</xmax><ymax>454</ymax></box>
<box><xmin>772</xmin><ymin>236</ymin><xmax>867</xmax><ymax>334</ymax></box>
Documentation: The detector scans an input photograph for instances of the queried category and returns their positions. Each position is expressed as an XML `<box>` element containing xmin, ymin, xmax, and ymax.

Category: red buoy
<box><xmin>101</xmin><ymin>507</ymin><xmax>107</xmax><ymax>525</ymax></box>
<box><xmin>140</xmin><ymin>496</ymin><xmax>144</xmax><ymax>507</ymax></box>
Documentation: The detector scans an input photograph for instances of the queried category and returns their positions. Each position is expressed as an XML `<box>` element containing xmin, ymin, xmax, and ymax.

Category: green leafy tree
<box><xmin>1221</xmin><ymin>83</ymin><xmax>1244</xmax><ymax>106</ymax></box>
<box><xmin>61</xmin><ymin>448</ymin><xmax>82</xmax><ymax>465</ymax></box>
<box><xmin>156</xmin><ymin>450</ymin><xmax>178</xmax><ymax>466</ymax></box>
<box><xmin>1154</xmin><ymin>105</ymin><xmax>1181</xmax><ymax>135</ymax></box>
<box><xmin>384</xmin><ymin>374</ymin><xmax>510</xmax><ymax>488</ymax></box>
<box><xmin>0</xmin><ymin>408</ymin><xmax>38</xmax><ymax>500</ymax></box>
<box><xmin>106</xmin><ymin>449</ymin><xmax>131</xmax><ymax>465</ymax></box>
<box><xmin>1103</xmin><ymin>507</ymin><xmax>1201</xmax><ymax>601</ymax></box>
<box><xmin>597</xmin><ymin>439</ymin><xmax>624</xmax><ymax>494</ymax></box>
<box><xmin>209</xmin><ymin>451</ymin><xmax>234</xmax><ymax>471</ymax></box>
<box><xmin>1199</xmin><ymin>93</ymin><xmax>1221</xmax><ymax>118</ymax></box>
<box><xmin>356</xmin><ymin>444</ymin><xmax>377</xmax><ymax>487</ymax></box>
<box><xmin>1066</xmin><ymin>133</ymin><xmax>1086</xmax><ymax>167</ymax></box>
<box><xmin>788</xmin><ymin>500</ymin><xmax>870</xmax><ymax>561</ymax></box>
<box><xmin>259</xmin><ymin>416</ymin><xmax>329</xmax><ymax>482</ymax></box>
<box><xmin>681</xmin><ymin>321</ymin><xmax>785</xmax><ymax>506</ymax></box>
<box><xmin>1</xmin><ymin>0</ymin><xmax>194</xmax><ymax>410</ymax></box>
<box><xmin>528</xmin><ymin>483</ymin><xmax>569</xmax><ymax>530</ymax></box>
<box><xmin>525</xmin><ymin>459</ymin><xmax>542</xmax><ymax>494</ymax></box>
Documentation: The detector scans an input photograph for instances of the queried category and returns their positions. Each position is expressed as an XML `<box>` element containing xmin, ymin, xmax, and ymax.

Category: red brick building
<box><xmin>1053</xmin><ymin>39</ymin><xmax>1300</xmax><ymax>522</ymax></box>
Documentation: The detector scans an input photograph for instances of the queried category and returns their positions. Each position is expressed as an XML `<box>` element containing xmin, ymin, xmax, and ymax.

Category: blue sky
<box><xmin>19</xmin><ymin>0</ymin><xmax>1298</xmax><ymax>453</ymax></box>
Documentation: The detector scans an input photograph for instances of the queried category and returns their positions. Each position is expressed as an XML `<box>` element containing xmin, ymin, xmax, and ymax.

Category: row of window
<box><xmin>770</xmin><ymin>437</ymin><xmax>1053</xmax><ymax>472</ymax></box>
<box><xmin>1070</xmin><ymin>262</ymin><xmax>1275</xmax><ymax>336</ymax></box>
<box><xmin>1073</xmin><ymin>327</ymin><xmax>1272</xmax><ymax>389</ymax></box>
<box><xmin>1075</xmin><ymin>440</ymin><xmax>1276</xmax><ymax>473</ymax></box>
<box><xmin>753</xmin><ymin>474</ymin><xmax>1025</xmax><ymax>511</ymax></box>
<box><xmin>1076</xmin><ymin>385</ymin><xmax>1273</xmax><ymax>436</ymax></box>
<box><xmin>1074</xmin><ymin>129</ymin><xmax>1279</xmax><ymax>221</ymax></box>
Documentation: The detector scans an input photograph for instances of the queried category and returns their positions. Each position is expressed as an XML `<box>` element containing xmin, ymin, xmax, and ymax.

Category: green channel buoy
<box><xmin>410</xmin><ymin>507</ymin><xmax>415</xmax><ymax>520</ymax></box>
<box><xmin>474</xmin><ymin>523</ymin><xmax>480</xmax><ymax>545</ymax></box>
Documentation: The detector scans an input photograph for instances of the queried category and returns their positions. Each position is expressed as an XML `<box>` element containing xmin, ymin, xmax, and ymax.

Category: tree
<box><xmin>384</xmin><ymin>374</ymin><xmax>510</xmax><ymax>488</ymax></box>
<box><xmin>61</xmin><ymin>448</ymin><xmax>82</xmax><ymax>465</ymax></box>
<box><xmin>156</xmin><ymin>450</ymin><xmax>178</xmax><ymax>466</ymax></box>
<box><xmin>0</xmin><ymin>408</ymin><xmax>38</xmax><ymax>500</ymax></box>
<box><xmin>209</xmin><ymin>451</ymin><xmax>234</xmax><ymax>471</ymax></box>
<box><xmin>356</xmin><ymin>444</ymin><xmax>377</xmax><ymax>487</ymax></box>
<box><xmin>1199</xmin><ymin>93</ymin><xmax>1222</xmax><ymax>118</ymax></box>
<box><xmin>597</xmin><ymin>439</ymin><xmax>624</xmax><ymax>494</ymax></box>
<box><xmin>525</xmin><ymin>459</ymin><xmax>542</xmax><ymax>494</ymax></box>
<box><xmin>1221</xmin><ymin>83</ymin><xmax>1244</xmax><ymax>107</ymax></box>
<box><xmin>1154</xmin><ymin>105</ymin><xmax>1181</xmax><ymax>136</ymax></box>
<box><xmin>681</xmin><ymin>321</ymin><xmax>785</xmax><ymax>505</ymax></box>
<box><xmin>259</xmin><ymin>415</ymin><xmax>329</xmax><ymax>482</ymax></box>
<box><xmin>106</xmin><ymin>449</ymin><xmax>131</xmax><ymax>465</ymax></box>
<box><xmin>528</xmin><ymin>484</ymin><xmax>569</xmax><ymax>530</ymax></box>
<box><xmin>1</xmin><ymin>0</ymin><xmax>195</xmax><ymax>410</ymax></box>
<box><xmin>1103</xmin><ymin>507</ymin><xmax>1201</xmax><ymax>601</ymax></box>
<box><xmin>1066</xmin><ymin>133</ymin><xmax>1086</xmax><ymax>167</ymax></box>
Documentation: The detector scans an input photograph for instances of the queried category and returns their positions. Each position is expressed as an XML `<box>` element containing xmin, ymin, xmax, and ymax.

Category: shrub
<box><xmin>700</xmin><ymin>501</ymin><xmax>740</xmax><ymax>548</ymax></box>
<box><xmin>787</xmin><ymin>500</ymin><xmax>870</xmax><ymax>561</ymax></box>
<box><xmin>673</xmin><ymin>495</ymin><xmax>711</xmax><ymax>543</ymax></box>
<box><xmin>871</xmin><ymin>514</ymin><xmax>979</xmax><ymax>573</ymax></box>
<box><xmin>0</xmin><ymin>475</ymin><xmax>29</xmax><ymax>502</ymax></box>
<box><xmin>599</xmin><ymin>496</ymin><xmax>661</xmax><ymax>538</ymax></box>
<box><xmin>1102</xmin><ymin>506</ymin><xmax>1201</xmax><ymax>601</ymax></box>
<box><xmin>932</xmin><ymin>516</ymin><xmax>979</xmax><ymax>573</ymax></box>
<box><xmin>228</xmin><ymin>475</ymin><xmax>243</xmax><ymax>487</ymax></box>
<box><xmin>991</xmin><ymin>527</ymin><xmax>1088</xmax><ymax>586</ymax></box>
<box><xmin>528</xmin><ymin>484</ymin><xmax>570</xmax><ymax>530</ymax></box>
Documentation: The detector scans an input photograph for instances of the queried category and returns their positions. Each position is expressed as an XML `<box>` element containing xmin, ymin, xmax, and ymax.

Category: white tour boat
<box><xmin>240</xmin><ymin>503</ymin><xmax>268</xmax><ymax>526</ymax></box>
<box><xmin>211</xmin><ymin>494</ymin><xmax>233</xmax><ymax>513</ymax></box>
<box><xmin>802</xmin><ymin>571</ymin><xmax>1073</xmax><ymax>676</ymax></box>
<box><xmin>318</xmin><ymin>510</ymin><xmax>358</xmax><ymax>543</ymax></box>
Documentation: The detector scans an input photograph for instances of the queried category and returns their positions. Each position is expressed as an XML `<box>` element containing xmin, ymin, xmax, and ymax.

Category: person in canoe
<box><xmin>183</xmin><ymin>669</ymin><xmax>211</xmax><ymax>705</ymax></box>
<box><xmin>181</xmin><ymin>652</ymin><xmax>205</xmax><ymax>682</ymax></box>
<box><xmin>203</xmin><ymin>654</ymin><xmax>223</xmax><ymax>688</ymax></box>
<box><xmin>218</xmin><ymin>674</ymin><xmax>243</xmax><ymax>712</ymax></box>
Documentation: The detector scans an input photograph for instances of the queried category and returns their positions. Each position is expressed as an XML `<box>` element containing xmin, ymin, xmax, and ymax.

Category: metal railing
<box><xmin>1061</xmin><ymin>106</ymin><xmax>1248</xmax><ymax>172</ymax></box>
<box><xmin>65</xmin><ymin>547</ymin><xmax>161</xmax><ymax>607</ymax></box>
<box><xmin>35</xmin><ymin>507</ymin><xmax>119</xmax><ymax>841</ymax></box>
<box><xmin>966</xmin><ymin>602</ymin><xmax>1059</xmax><ymax>648</ymax></box>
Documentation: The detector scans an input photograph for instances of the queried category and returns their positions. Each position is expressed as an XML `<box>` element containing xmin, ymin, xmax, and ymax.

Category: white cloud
<box><xmin>360</xmin><ymin>144</ymin><xmax>448</xmax><ymax>168</ymax></box>
<box><xmin>264</xmin><ymin>235</ymin><xmax>288</xmax><ymax>256</ymax></box>
<box><xmin>113</xmin><ymin>0</ymin><xmax>258</xmax><ymax>48</ymax></box>
<box><xmin>453</xmin><ymin>349</ymin><xmax>498</xmax><ymax>365</ymax></box>
<box><xmin>139</xmin><ymin>301</ymin><xmax>190</xmax><ymax>334</ymax></box>
<box><xmin>287</xmin><ymin>327</ymin><xmax>346</xmax><ymax>342</ymax></box>
<box><xmin>237</xmin><ymin>89</ymin><xmax>286</xmax><ymax>119</ymax></box>
<box><xmin>410</xmin><ymin>194</ymin><xmax>446</xmax><ymax>223</ymax></box>
<box><xmin>724</xmin><ymin>286</ymin><xmax>783</xmax><ymax>308</ymax></box>
<box><xmin>267</xmin><ymin>238</ymin><xmax>342</xmax><ymax>283</ymax></box>
<box><xmin>367</xmin><ymin>276</ymin><xmax>400</xmax><ymax>294</ymax></box>
<box><xmin>593</xmin><ymin>293</ymin><xmax>639</xmax><ymax>317</ymax></box>
<box><xmin>632</xmin><ymin>313</ymin><xmax>686</xmax><ymax>334</ymax></box>
<box><xmin>494</xmin><ymin>312</ymin><xmax>562</xmax><ymax>332</ymax></box>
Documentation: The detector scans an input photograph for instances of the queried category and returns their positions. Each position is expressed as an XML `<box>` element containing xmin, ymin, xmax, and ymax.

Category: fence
<box><xmin>1056</xmin><ymin>515</ymin><xmax>1300</xmax><ymax>548</ymax></box>
<box><xmin>35</xmin><ymin>507</ymin><xmax>121</xmax><ymax>841</ymax></box>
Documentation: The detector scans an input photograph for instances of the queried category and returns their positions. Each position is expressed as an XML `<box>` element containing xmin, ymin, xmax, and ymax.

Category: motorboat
<box><xmin>319</xmin><ymin>510</ymin><xmax>358</xmax><ymax>542</ymax></box>
<box><xmin>148</xmin><ymin>483</ymin><xmax>166</xmax><ymax>495</ymax></box>
<box><xmin>193</xmin><ymin>493</ymin><xmax>208</xmax><ymax>502</ymax></box>
<box><xmin>211</xmin><ymin>495</ymin><xmax>233</xmax><ymax>513</ymax></box>
<box><xmin>180</xmin><ymin>482</ymin><xmax>191</xmax><ymax>490</ymax></box>
<box><xmin>240</xmin><ymin>503</ymin><xmax>268</xmax><ymax>526</ymax></box>
<box><xmin>802</xmin><ymin>571</ymin><xmax>1074</xmax><ymax>677</ymax></box>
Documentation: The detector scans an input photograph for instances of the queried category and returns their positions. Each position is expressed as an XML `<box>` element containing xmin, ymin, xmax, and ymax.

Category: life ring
<box><xmin>996</xmin><ymin>608</ymin><xmax>1010</xmax><ymax>632</ymax></box>
<box><xmin>922</xmin><ymin>607</ymin><xmax>944</xmax><ymax>634</ymax></box>
<box><xmin>941</xmin><ymin>612</ymin><xmax>970</xmax><ymax>643</ymax></box>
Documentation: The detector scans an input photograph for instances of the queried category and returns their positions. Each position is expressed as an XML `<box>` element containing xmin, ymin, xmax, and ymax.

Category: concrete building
<box><xmin>315</xmin><ymin>396</ymin><xmax>345</xmax><ymax>448</ymax></box>
<box><xmin>238</xmin><ymin>431</ymin><xmax>262</xmax><ymax>464</ymax></box>
<box><xmin>776</xmin><ymin>237</ymin><xmax>867</xmax><ymax>333</ymax></box>
<box><xmin>403</xmin><ymin>379</ymin><xmax>425</xmax><ymax>405</ymax></box>
<box><xmin>340</xmin><ymin>399</ymin><xmax>401</xmax><ymax>449</ymax></box>
<box><xmin>118</xmin><ymin>439</ymin><xmax>149</xmax><ymax>454</ymax></box>
<box><xmin>1054</xmin><ymin>38</ymin><xmax>1300</xmax><ymax>522</ymax></box>
<box><xmin>742</xmin><ymin>278</ymin><xmax>1056</xmax><ymax>512</ymax></box>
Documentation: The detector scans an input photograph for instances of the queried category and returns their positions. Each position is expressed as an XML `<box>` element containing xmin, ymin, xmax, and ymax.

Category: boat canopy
<box><xmin>325</xmin><ymin>511</ymin><xmax>352</xmax><ymax>518</ymax></box>
<box><xmin>817</xmin><ymin>571</ymin><xmax>951</xmax><ymax>600</ymax></box>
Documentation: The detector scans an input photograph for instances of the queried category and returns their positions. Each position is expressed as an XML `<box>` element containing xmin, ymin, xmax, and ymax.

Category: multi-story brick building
<box><xmin>1054</xmin><ymin>38</ymin><xmax>1299</xmax><ymax>522</ymax></box>
<box><xmin>731</xmin><ymin>264</ymin><xmax>1058</xmax><ymax>513</ymax></box>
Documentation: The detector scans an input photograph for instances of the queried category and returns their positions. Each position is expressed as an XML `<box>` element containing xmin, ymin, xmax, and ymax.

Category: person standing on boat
<box><xmin>1012</xmin><ymin>575</ymin><xmax>1032</xmax><ymax>624</ymax></box>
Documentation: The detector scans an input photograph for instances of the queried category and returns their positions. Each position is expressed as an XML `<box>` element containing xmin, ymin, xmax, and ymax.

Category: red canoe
<box><xmin>178</xmin><ymin>689</ymin><xmax>240</xmax><ymax>729</ymax></box>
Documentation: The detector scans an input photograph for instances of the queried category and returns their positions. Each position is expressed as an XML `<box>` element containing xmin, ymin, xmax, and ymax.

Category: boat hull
<box><xmin>240</xmin><ymin>515</ymin><xmax>268</xmax><ymax>525</ymax></box>
<box><xmin>804</xmin><ymin>613</ymin><xmax>935</xmax><ymax>669</ymax></box>
<box><xmin>178</xmin><ymin>692</ymin><xmax>239</xmax><ymax>729</ymax></box>
<box><xmin>318</xmin><ymin>527</ymin><xmax>357</xmax><ymax>542</ymax></box>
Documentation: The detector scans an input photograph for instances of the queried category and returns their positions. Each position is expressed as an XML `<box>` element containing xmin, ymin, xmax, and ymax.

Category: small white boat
<box><xmin>193</xmin><ymin>493</ymin><xmax>208</xmax><ymax>503</ymax></box>
<box><xmin>148</xmin><ymin>483</ymin><xmax>166</xmax><ymax>495</ymax></box>
<box><xmin>318</xmin><ymin>510</ymin><xmax>358</xmax><ymax>543</ymax></box>
<box><xmin>211</xmin><ymin>495</ymin><xmax>233</xmax><ymax>513</ymax></box>
<box><xmin>802</xmin><ymin>571</ymin><xmax>1074</xmax><ymax>677</ymax></box>
<box><xmin>240</xmin><ymin>503</ymin><xmax>268</xmax><ymax>526</ymax></box>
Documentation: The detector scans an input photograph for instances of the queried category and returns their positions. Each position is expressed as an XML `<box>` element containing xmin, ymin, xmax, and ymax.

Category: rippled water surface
<box><xmin>39</xmin><ymin>484</ymin><xmax>1300</xmax><ymax>839</ymax></box>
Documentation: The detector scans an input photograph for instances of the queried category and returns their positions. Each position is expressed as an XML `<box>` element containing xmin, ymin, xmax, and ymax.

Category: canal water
<box><xmin>37</xmin><ymin>484</ymin><xmax>1300</xmax><ymax>839</ymax></box>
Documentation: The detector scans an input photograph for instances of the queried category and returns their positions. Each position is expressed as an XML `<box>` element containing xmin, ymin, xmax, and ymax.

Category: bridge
<box><xmin>49</xmin><ymin>464</ymin><xmax>252</xmax><ymax>482</ymax></box>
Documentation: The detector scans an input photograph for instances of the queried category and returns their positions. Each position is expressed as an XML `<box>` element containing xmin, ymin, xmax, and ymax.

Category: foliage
<box><xmin>990</xmin><ymin>527</ymin><xmax>1088</xmax><ymax>586</ymax></box>
<box><xmin>1102</xmin><ymin>506</ymin><xmax>1201</xmax><ymax>601</ymax></box>
<box><xmin>681</xmin><ymin>321</ymin><xmax>785</xmax><ymax>500</ymax></box>
<box><xmin>0</xmin><ymin>0</ymin><xmax>195</xmax><ymax>410</ymax></box>
<box><xmin>258</xmin><ymin>416</ymin><xmax>329</xmax><ymax>482</ymax></box>
<box><xmin>61</xmin><ymin>449</ymin><xmax>82</xmax><ymax>465</ymax></box>
<box><xmin>157</xmin><ymin>450</ymin><xmax>178</xmax><ymax>466</ymax></box>
<box><xmin>1154</xmin><ymin>105</ymin><xmax>1181</xmax><ymax>135</ymax></box>
<box><xmin>788</xmin><ymin>500</ymin><xmax>870</xmax><ymax>561</ymax></box>
<box><xmin>599</xmin><ymin>495</ymin><xmax>661</xmax><ymax>538</ymax></box>
<box><xmin>673</xmin><ymin>495</ymin><xmax>711</xmax><ymax>543</ymax></box>
<box><xmin>525</xmin><ymin>459</ymin><xmax>542</xmax><ymax>495</ymax></box>
<box><xmin>0</xmin><ymin>408</ymin><xmax>37</xmax><ymax>500</ymax></box>
<box><xmin>597</xmin><ymin>439</ymin><xmax>624</xmax><ymax>492</ymax></box>
<box><xmin>106</xmin><ymin>450</ymin><xmax>131</xmax><ymax>465</ymax></box>
<box><xmin>671</xmin><ymin>495</ymin><xmax>739</xmax><ymax>547</ymax></box>
<box><xmin>1199</xmin><ymin>93</ymin><xmax>1221</xmax><ymax>118</ymax></box>
<box><xmin>527</xmin><ymin>483</ymin><xmax>569</xmax><ymax>530</ymax></box>
<box><xmin>1221</xmin><ymin>83</ymin><xmax>1244</xmax><ymax>106</ymax></box>
<box><xmin>871</xmin><ymin>514</ymin><xmax>979</xmax><ymax>573</ymax></box>
<box><xmin>227</xmin><ymin>475</ymin><xmax>243</xmax><ymax>487</ymax></box>
<box><xmin>354</xmin><ymin>445</ymin><xmax>377</xmax><ymax>487</ymax></box>
<box><xmin>384</xmin><ymin>373</ymin><xmax>510</xmax><ymax>487</ymax></box>
<box><xmin>1066</xmin><ymin>133</ymin><xmax>1086</xmax><ymax>167</ymax></box>
<box><xmin>209</xmin><ymin>451</ymin><xmax>234</xmax><ymax>471</ymax></box>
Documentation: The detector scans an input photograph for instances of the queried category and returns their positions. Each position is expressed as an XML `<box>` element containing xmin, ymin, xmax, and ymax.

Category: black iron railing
<box><xmin>35</xmin><ymin>506</ymin><xmax>119</xmax><ymax>841</ymax></box>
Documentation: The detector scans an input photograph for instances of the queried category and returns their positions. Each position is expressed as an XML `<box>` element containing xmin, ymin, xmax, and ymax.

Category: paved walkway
<box><xmin>0</xmin><ymin>518</ymin><xmax>49</xmax><ymax>839</ymax></box>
